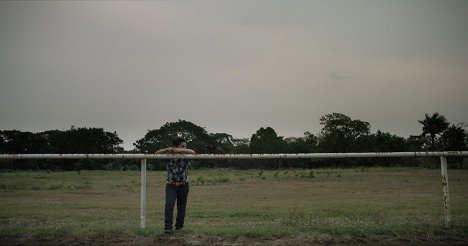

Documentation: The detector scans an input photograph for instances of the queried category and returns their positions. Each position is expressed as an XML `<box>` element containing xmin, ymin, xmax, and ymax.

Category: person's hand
<box><xmin>167</xmin><ymin>147</ymin><xmax>175</xmax><ymax>154</ymax></box>
<box><xmin>171</xmin><ymin>148</ymin><xmax>183</xmax><ymax>154</ymax></box>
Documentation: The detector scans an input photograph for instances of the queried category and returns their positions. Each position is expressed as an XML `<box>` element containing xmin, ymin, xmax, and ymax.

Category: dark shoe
<box><xmin>164</xmin><ymin>229</ymin><xmax>173</xmax><ymax>234</ymax></box>
<box><xmin>175</xmin><ymin>227</ymin><xmax>183</xmax><ymax>231</ymax></box>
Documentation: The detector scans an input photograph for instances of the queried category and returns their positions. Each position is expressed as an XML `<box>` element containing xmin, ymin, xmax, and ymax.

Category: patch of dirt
<box><xmin>1</xmin><ymin>233</ymin><xmax>468</xmax><ymax>246</ymax></box>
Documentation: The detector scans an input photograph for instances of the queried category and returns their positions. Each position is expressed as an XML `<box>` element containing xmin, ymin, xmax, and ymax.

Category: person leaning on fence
<box><xmin>155</xmin><ymin>138</ymin><xmax>195</xmax><ymax>234</ymax></box>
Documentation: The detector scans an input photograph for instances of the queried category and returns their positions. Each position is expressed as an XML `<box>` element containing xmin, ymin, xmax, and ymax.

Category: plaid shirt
<box><xmin>166</xmin><ymin>158</ymin><xmax>190</xmax><ymax>184</ymax></box>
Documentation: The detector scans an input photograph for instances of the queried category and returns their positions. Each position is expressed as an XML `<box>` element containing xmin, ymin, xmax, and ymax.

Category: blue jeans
<box><xmin>164</xmin><ymin>183</ymin><xmax>189</xmax><ymax>230</ymax></box>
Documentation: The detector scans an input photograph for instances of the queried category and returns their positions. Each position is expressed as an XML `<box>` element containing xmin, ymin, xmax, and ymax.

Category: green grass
<box><xmin>1</xmin><ymin>167</ymin><xmax>468</xmax><ymax>241</ymax></box>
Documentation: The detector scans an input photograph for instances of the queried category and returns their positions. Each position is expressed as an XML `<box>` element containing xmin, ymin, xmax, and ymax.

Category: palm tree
<box><xmin>418</xmin><ymin>113</ymin><xmax>449</xmax><ymax>150</ymax></box>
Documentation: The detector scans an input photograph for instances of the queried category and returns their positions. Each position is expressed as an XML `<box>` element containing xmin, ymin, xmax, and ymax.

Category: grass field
<box><xmin>1</xmin><ymin>167</ymin><xmax>468</xmax><ymax>245</ymax></box>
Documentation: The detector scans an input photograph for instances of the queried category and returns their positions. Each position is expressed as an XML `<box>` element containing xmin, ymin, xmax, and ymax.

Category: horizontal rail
<box><xmin>0</xmin><ymin>151</ymin><xmax>467</xmax><ymax>159</ymax></box>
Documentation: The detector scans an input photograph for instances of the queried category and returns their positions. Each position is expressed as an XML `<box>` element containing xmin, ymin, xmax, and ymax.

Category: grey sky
<box><xmin>1</xmin><ymin>0</ymin><xmax>467</xmax><ymax>150</ymax></box>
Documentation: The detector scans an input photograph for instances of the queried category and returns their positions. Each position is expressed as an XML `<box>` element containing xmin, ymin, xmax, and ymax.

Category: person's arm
<box><xmin>155</xmin><ymin>147</ymin><xmax>174</xmax><ymax>154</ymax></box>
<box><xmin>173</xmin><ymin>148</ymin><xmax>196</xmax><ymax>154</ymax></box>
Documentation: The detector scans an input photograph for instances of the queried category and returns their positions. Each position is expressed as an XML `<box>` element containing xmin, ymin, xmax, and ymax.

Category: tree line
<box><xmin>1</xmin><ymin>113</ymin><xmax>466</xmax><ymax>170</ymax></box>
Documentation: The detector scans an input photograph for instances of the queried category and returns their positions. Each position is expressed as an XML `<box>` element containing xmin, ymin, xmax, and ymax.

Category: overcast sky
<box><xmin>1</xmin><ymin>0</ymin><xmax>467</xmax><ymax>150</ymax></box>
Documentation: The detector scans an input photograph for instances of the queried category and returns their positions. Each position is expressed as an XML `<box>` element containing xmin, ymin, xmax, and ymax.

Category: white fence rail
<box><xmin>1</xmin><ymin>151</ymin><xmax>467</xmax><ymax>159</ymax></box>
<box><xmin>1</xmin><ymin>151</ymin><xmax>467</xmax><ymax>229</ymax></box>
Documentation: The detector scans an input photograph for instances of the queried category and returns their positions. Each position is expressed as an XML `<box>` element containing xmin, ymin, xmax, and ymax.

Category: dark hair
<box><xmin>172</xmin><ymin>138</ymin><xmax>186</xmax><ymax>147</ymax></box>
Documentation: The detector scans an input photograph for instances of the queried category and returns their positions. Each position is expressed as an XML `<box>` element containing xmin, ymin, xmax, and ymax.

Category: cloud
<box><xmin>329</xmin><ymin>72</ymin><xmax>347</xmax><ymax>81</ymax></box>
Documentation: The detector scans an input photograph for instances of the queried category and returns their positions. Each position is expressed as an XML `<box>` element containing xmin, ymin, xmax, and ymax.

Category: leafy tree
<box><xmin>0</xmin><ymin>130</ymin><xmax>48</xmax><ymax>170</ymax></box>
<box><xmin>229</xmin><ymin>138</ymin><xmax>249</xmax><ymax>153</ymax></box>
<box><xmin>43</xmin><ymin>127</ymin><xmax>123</xmax><ymax>170</ymax></box>
<box><xmin>210</xmin><ymin>133</ymin><xmax>234</xmax><ymax>153</ymax></box>
<box><xmin>225</xmin><ymin>138</ymin><xmax>250</xmax><ymax>168</ymax></box>
<box><xmin>406</xmin><ymin>135</ymin><xmax>427</xmax><ymax>151</ymax></box>
<box><xmin>0</xmin><ymin>130</ymin><xmax>47</xmax><ymax>154</ymax></box>
<box><xmin>283</xmin><ymin>132</ymin><xmax>318</xmax><ymax>168</ymax></box>
<box><xmin>1</xmin><ymin>128</ymin><xmax>123</xmax><ymax>170</ymax></box>
<box><xmin>440</xmin><ymin>124</ymin><xmax>467</xmax><ymax>151</ymax></box>
<box><xmin>134</xmin><ymin>120</ymin><xmax>223</xmax><ymax>153</ymax></box>
<box><xmin>367</xmin><ymin>130</ymin><xmax>408</xmax><ymax>152</ymax></box>
<box><xmin>41</xmin><ymin>127</ymin><xmax>123</xmax><ymax>154</ymax></box>
<box><xmin>250</xmin><ymin>127</ymin><xmax>287</xmax><ymax>153</ymax></box>
<box><xmin>248</xmin><ymin>127</ymin><xmax>287</xmax><ymax>169</ymax></box>
<box><xmin>285</xmin><ymin>131</ymin><xmax>318</xmax><ymax>153</ymax></box>
<box><xmin>418</xmin><ymin>113</ymin><xmax>449</xmax><ymax>150</ymax></box>
<box><xmin>317</xmin><ymin>113</ymin><xmax>370</xmax><ymax>152</ymax></box>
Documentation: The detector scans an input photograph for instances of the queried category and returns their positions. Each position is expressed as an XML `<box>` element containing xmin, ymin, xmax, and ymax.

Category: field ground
<box><xmin>1</xmin><ymin>167</ymin><xmax>468</xmax><ymax>245</ymax></box>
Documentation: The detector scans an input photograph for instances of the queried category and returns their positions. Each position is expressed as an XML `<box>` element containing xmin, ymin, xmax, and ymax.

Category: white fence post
<box><xmin>140</xmin><ymin>159</ymin><xmax>147</xmax><ymax>229</ymax></box>
<box><xmin>440</xmin><ymin>156</ymin><xmax>450</xmax><ymax>228</ymax></box>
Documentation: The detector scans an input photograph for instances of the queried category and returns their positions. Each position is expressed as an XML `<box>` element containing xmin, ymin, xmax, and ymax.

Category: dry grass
<box><xmin>1</xmin><ymin>167</ymin><xmax>468</xmax><ymax>244</ymax></box>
